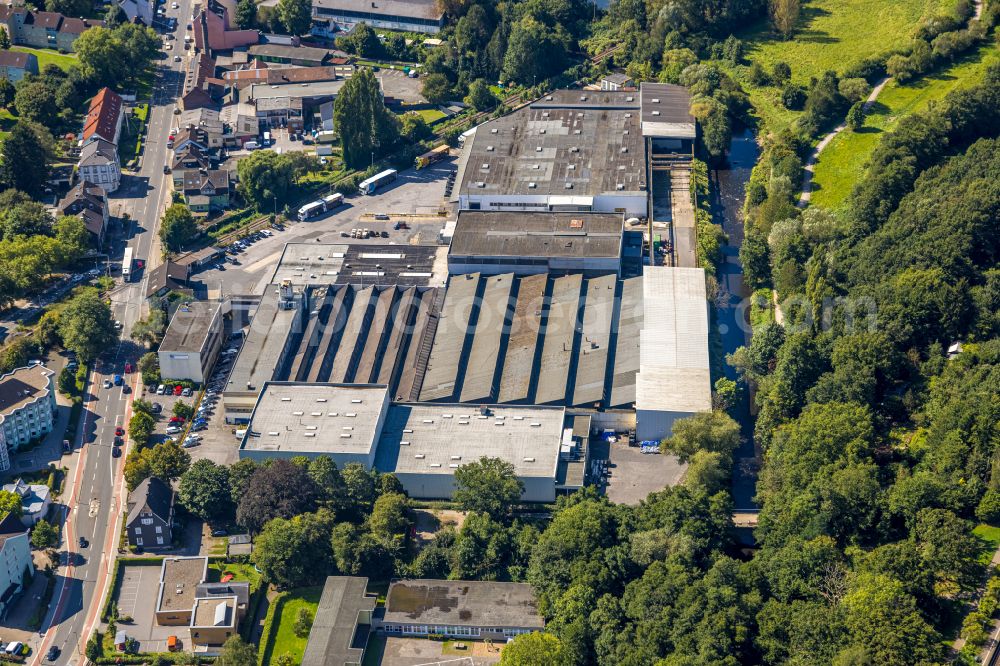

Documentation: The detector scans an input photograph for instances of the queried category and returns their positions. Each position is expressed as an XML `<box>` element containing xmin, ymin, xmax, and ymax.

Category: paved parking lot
<box><xmin>592</xmin><ymin>439</ymin><xmax>688</xmax><ymax>505</ymax></box>
<box><xmin>115</xmin><ymin>564</ymin><xmax>177</xmax><ymax>653</ymax></box>
<box><xmin>184</xmin><ymin>348</ymin><xmax>240</xmax><ymax>465</ymax></box>
<box><xmin>193</xmin><ymin>160</ymin><xmax>456</xmax><ymax>299</ymax></box>
<box><xmin>380</xmin><ymin>637</ymin><xmax>501</xmax><ymax>666</ymax></box>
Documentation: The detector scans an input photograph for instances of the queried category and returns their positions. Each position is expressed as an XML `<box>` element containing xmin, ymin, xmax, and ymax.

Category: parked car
<box><xmin>103</xmin><ymin>379</ymin><xmax>113</xmax><ymax>389</ymax></box>
<box><xmin>46</xmin><ymin>645</ymin><xmax>60</xmax><ymax>661</ymax></box>
<box><xmin>168</xmin><ymin>416</ymin><xmax>185</xmax><ymax>423</ymax></box>
<box><xmin>152</xmin><ymin>402</ymin><xmax>163</xmax><ymax>413</ymax></box>
<box><xmin>79</xmin><ymin>536</ymin><xmax>87</xmax><ymax>548</ymax></box>
<box><xmin>115</xmin><ymin>426</ymin><xmax>125</xmax><ymax>436</ymax></box>
<box><xmin>112</xmin><ymin>446</ymin><xmax>121</xmax><ymax>458</ymax></box>
<box><xmin>166</xmin><ymin>426</ymin><xmax>182</xmax><ymax>435</ymax></box>
<box><xmin>211</xmin><ymin>528</ymin><xmax>227</xmax><ymax>537</ymax></box>
<box><xmin>156</xmin><ymin>384</ymin><xmax>166</xmax><ymax>395</ymax></box>
<box><xmin>173</xmin><ymin>385</ymin><xmax>183</xmax><ymax>395</ymax></box>
<box><xmin>181</xmin><ymin>387</ymin><xmax>192</xmax><ymax>397</ymax></box>
<box><xmin>114</xmin><ymin>436</ymin><xmax>123</xmax><ymax>446</ymax></box>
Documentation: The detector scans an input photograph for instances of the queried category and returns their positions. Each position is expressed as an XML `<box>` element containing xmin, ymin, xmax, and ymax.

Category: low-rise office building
<box><xmin>311</xmin><ymin>0</ymin><xmax>445</xmax><ymax>35</ymax></box>
<box><xmin>0</xmin><ymin>364</ymin><xmax>55</xmax><ymax>472</ymax></box>
<box><xmin>302</xmin><ymin>577</ymin><xmax>377</xmax><ymax>666</ymax></box>
<box><xmin>158</xmin><ymin>301</ymin><xmax>224</xmax><ymax>383</ymax></box>
<box><xmin>382</xmin><ymin>579</ymin><xmax>544</xmax><ymax>639</ymax></box>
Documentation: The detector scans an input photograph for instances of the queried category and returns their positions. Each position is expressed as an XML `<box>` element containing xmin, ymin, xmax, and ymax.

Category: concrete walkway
<box><xmin>797</xmin><ymin>76</ymin><xmax>889</xmax><ymax>207</ymax></box>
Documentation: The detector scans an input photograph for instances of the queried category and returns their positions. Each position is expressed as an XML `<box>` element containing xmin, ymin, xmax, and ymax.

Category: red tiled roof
<box><xmin>82</xmin><ymin>87</ymin><xmax>123</xmax><ymax>144</ymax></box>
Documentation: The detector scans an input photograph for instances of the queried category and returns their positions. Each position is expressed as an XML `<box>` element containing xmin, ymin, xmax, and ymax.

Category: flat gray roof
<box><xmin>156</xmin><ymin>557</ymin><xmax>207</xmax><ymax>615</ymax></box>
<box><xmin>458</xmin><ymin>91</ymin><xmax>645</xmax><ymax>198</ymax></box>
<box><xmin>313</xmin><ymin>0</ymin><xmax>443</xmax><ymax>20</ymax></box>
<box><xmin>160</xmin><ymin>301</ymin><xmax>221</xmax><ymax>353</ymax></box>
<box><xmin>640</xmin><ymin>83</ymin><xmax>696</xmax><ymax>139</ymax></box>
<box><xmin>459</xmin><ymin>274</ymin><xmax>513</xmax><ymax>403</ymax></box>
<box><xmin>449</xmin><ymin>211</ymin><xmax>624</xmax><ymax>260</ymax></box>
<box><xmin>572</xmin><ymin>274</ymin><xmax>615</xmax><ymax>406</ymax></box>
<box><xmin>375</xmin><ymin>403</ymin><xmax>565</xmax><ymax>479</ymax></box>
<box><xmin>636</xmin><ymin>267</ymin><xmax>711</xmax><ymax>413</ymax></box>
<box><xmin>270</xmin><ymin>243</ymin><xmax>448</xmax><ymax>288</ymax></box>
<box><xmin>302</xmin><ymin>577</ymin><xmax>376</xmax><ymax>666</ymax></box>
<box><xmin>246</xmin><ymin>80</ymin><xmax>346</xmax><ymax>102</ymax></box>
<box><xmin>384</xmin><ymin>580</ymin><xmax>544</xmax><ymax>630</ymax></box>
<box><xmin>534</xmin><ymin>274</ymin><xmax>582</xmax><ymax>404</ymax></box>
<box><xmin>241</xmin><ymin>383</ymin><xmax>389</xmax><ymax>456</ymax></box>
<box><xmin>419</xmin><ymin>273</ymin><xmax>481</xmax><ymax>401</ymax></box>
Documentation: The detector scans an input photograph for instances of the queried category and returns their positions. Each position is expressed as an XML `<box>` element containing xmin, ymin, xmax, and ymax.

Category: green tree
<box><xmin>453</xmin><ymin>457</ymin><xmax>524</xmax><ymax>521</ymax></box>
<box><xmin>58</xmin><ymin>366</ymin><xmax>76</xmax><ymax>396</ymax></box>
<box><xmin>252</xmin><ymin>510</ymin><xmax>335</xmax><ymax>588</ymax></box>
<box><xmin>178</xmin><ymin>460</ymin><xmax>233</xmax><ymax>522</ymax></box>
<box><xmin>0</xmin><ymin>489</ymin><xmax>22</xmax><ymax>518</ymax></box>
<box><xmin>400</xmin><ymin>113</ymin><xmax>432</xmax><ymax>143</ymax></box>
<box><xmin>172</xmin><ymin>401</ymin><xmax>194</xmax><ymax>419</ymax></box>
<box><xmin>147</xmin><ymin>441</ymin><xmax>191</xmax><ymax>483</ymax></box>
<box><xmin>236</xmin><ymin>150</ymin><xmax>315</xmax><ymax>211</ymax></box>
<box><xmin>421</xmin><ymin>72</ymin><xmax>453</xmax><ymax>105</ymax></box>
<box><xmin>55</xmin><ymin>215</ymin><xmax>90</xmax><ymax>256</ymax></box>
<box><xmin>501</xmin><ymin>16</ymin><xmax>569</xmax><ymax>86</ymax></box>
<box><xmin>128</xmin><ymin>409</ymin><xmax>155</xmax><ymax>447</ymax></box>
<box><xmin>1</xmin><ymin>122</ymin><xmax>50</xmax><ymax>197</ymax></box>
<box><xmin>14</xmin><ymin>81</ymin><xmax>58</xmax><ymax>128</ymax></box>
<box><xmin>31</xmin><ymin>519</ymin><xmax>58</xmax><ymax>549</ymax></box>
<box><xmin>337</xmin><ymin>22</ymin><xmax>380</xmax><ymax>57</ymax></box>
<box><xmin>500</xmin><ymin>632</ymin><xmax>568</xmax><ymax>665</ymax></box>
<box><xmin>770</xmin><ymin>0</ymin><xmax>800</xmax><ymax>39</ymax></box>
<box><xmin>0</xmin><ymin>78</ymin><xmax>13</xmax><ymax>109</ymax></box>
<box><xmin>216</xmin><ymin>636</ymin><xmax>257</xmax><ymax>666</ymax></box>
<box><xmin>158</xmin><ymin>204</ymin><xmax>198</xmax><ymax>253</ymax></box>
<box><xmin>237</xmin><ymin>459</ymin><xmax>317</xmax><ymax>534</ymax></box>
<box><xmin>845</xmin><ymin>101</ymin><xmax>865</xmax><ymax>131</ymax></box>
<box><xmin>0</xmin><ymin>200</ymin><xmax>53</xmax><ymax>241</ymax></box>
<box><xmin>276</xmin><ymin>0</ymin><xmax>311</xmax><ymax>35</ymax></box>
<box><xmin>333</xmin><ymin>68</ymin><xmax>399</xmax><ymax>169</ymax></box>
<box><xmin>104</xmin><ymin>3</ymin><xmax>127</xmax><ymax>27</ymax></box>
<box><xmin>367</xmin><ymin>492</ymin><xmax>410</xmax><ymax>550</ymax></box>
<box><xmin>138</xmin><ymin>351</ymin><xmax>159</xmax><ymax>385</ymax></box>
<box><xmin>293</xmin><ymin>607</ymin><xmax>313</xmax><ymax>638</ymax></box>
<box><xmin>465</xmin><ymin>79</ymin><xmax>499</xmax><ymax>111</ymax></box>
<box><xmin>235</xmin><ymin>0</ymin><xmax>257</xmax><ymax>28</ymax></box>
<box><xmin>131</xmin><ymin>308</ymin><xmax>166</xmax><ymax>347</ymax></box>
<box><xmin>308</xmin><ymin>456</ymin><xmax>349</xmax><ymax>511</ymax></box>
<box><xmin>58</xmin><ymin>290</ymin><xmax>116</xmax><ymax>362</ymax></box>
<box><xmin>0</xmin><ymin>26</ymin><xmax>10</xmax><ymax>50</ymax></box>
<box><xmin>662</xmin><ymin>411</ymin><xmax>741</xmax><ymax>463</ymax></box>
<box><xmin>75</xmin><ymin>24</ymin><xmax>159</xmax><ymax>88</ymax></box>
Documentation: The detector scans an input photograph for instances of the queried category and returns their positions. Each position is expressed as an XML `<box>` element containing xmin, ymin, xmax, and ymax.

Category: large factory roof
<box><xmin>227</xmin><ymin>287</ymin><xmax>303</xmax><ymax>394</ymax></box>
<box><xmin>448</xmin><ymin>211</ymin><xmax>624</xmax><ymax>260</ymax></box>
<box><xmin>640</xmin><ymin>83</ymin><xmax>697</xmax><ymax>139</ymax></box>
<box><xmin>375</xmin><ymin>403</ymin><xmax>566</xmax><ymax>479</ymax></box>
<box><xmin>241</xmin><ymin>383</ymin><xmax>389</xmax><ymax>456</ymax></box>
<box><xmin>458</xmin><ymin>91</ymin><xmax>645</xmax><ymax>198</ymax></box>
<box><xmin>636</xmin><ymin>267</ymin><xmax>711</xmax><ymax>413</ymax></box>
<box><xmin>269</xmin><ymin>242</ymin><xmax>447</xmax><ymax>287</ymax></box>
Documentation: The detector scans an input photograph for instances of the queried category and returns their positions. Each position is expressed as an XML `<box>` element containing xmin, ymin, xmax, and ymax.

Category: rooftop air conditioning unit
<box><xmin>528</xmin><ymin>182</ymin><xmax>537</xmax><ymax>188</ymax></box>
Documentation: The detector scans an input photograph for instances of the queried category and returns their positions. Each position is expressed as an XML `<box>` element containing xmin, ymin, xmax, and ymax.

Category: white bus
<box><xmin>122</xmin><ymin>247</ymin><xmax>134</xmax><ymax>281</ymax></box>
<box><xmin>359</xmin><ymin>169</ymin><xmax>397</xmax><ymax>195</ymax></box>
<box><xmin>296</xmin><ymin>193</ymin><xmax>345</xmax><ymax>221</ymax></box>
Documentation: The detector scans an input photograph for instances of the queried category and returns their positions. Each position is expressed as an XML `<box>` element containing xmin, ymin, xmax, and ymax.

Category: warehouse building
<box><xmin>158</xmin><ymin>301</ymin><xmax>224</xmax><ymax>383</ymax></box>
<box><xmin>447</xmin><ymin>211</ymin><xmax>626</xmax><ymax>276</ymax></box>
<box><xmin>237</xmin><ymin>384</ymin><xmax>586</xmax><ymax>502</ymax></box>
<box><xmin>381</xmin><ymin>579</ymin><xmax>544</xmax><ymax>638</ymax></box>
<box><xmin>269</xmin><ymin>242</ymin><xmax>447</xmax><ymax>288</ymax></box>
<box><xmin>239</xmin><ymin>383</ymin><xmax>391</xmax><ymax>466</ymax></box>
<box><xmin>311</xmin><ymin>0</ymin><xmax>445</xmax><ymax>35</ymax></box>
<box><xmin>455</xmin><ymin>84</ymin><xmax>694</xmax><ymax>217</ymax></box>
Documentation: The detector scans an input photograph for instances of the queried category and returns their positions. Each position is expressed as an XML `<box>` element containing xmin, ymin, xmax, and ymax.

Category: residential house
<box><xmin>0</xmin><ymin>364</ymin><xmax>56</xmax><ymax>472</ymax></box>
<box><xmin>192</xmin><ymin>0</ymin><xmax>258</xmax><ymax>54</ymax></box>
<box><xmin>58</xmin><ymin>181</ymin><xmax>109</xmax><ymax>248</ymax></box>
<box><xmin>146</xmin><ymin>260</ymin><xmax>193</xmax><ymax>299</ymax></box>
<box><xmin>0</xmin><ymin>512</ymin><xmax>33</xmax><ymax>620</ymax></box>
<box><xmin>171</xmin><ymin>127</ymin><xmax>209</xmax><ymax>155</ymax></box>
<box><xmin>82</xmin><ymin>87</ymin><xmax>124</xmax><ymax>146</ymax></box>
<box><xmin>118</xmin><ymin>0</ymin><xmax>153</xmax><ymax>25</ymax></box>
<box><xmin>0</xmin><ymin>49</ymin><xmax>36</xmax><ymax>83</ymax></box>
<box><xmin>180</xmin><ymin>86</ymin><xmax>218</xmax><ymax>112</ymax></box>
<box><xmin>125</xmin><ymin>477</ymin><xmax>174</xmax><ymax>550</ymax></box>
<box><xmin>0</xmin><ymin>6</ymin><xmax>103</xmax><ymax>52</ymax></box>
<box><xmin>218</xmin><ymin>103</ymin><xmax>258</xmax><ymax>147</ymax></box>
<box><xmin>171</xmin><ymin>144</ymin><xmax>212</xmax><ymax>188</ymax></box>
<box><xmin>183</xmin><ymin>168</ymin><xmax>231</xmax><ymax>214</ymax></box>
<box><xmin>1</xmin><ymin>479</ymin><xmax>51</xmax><ymax>526</ymax></box>
<box><xmin>177</xmin><ymin>108</ymin><xmax>224</xmax><ymax>149</ymax></box>
<box><xmin>154</xmin><ymin>556</ymin><xmax>250</xmax><ymax>655</ymax></box>
<box><xmin>77</xmin><ymin>139</ymin><xmax>121</xmax><ymax>192</ymax></box>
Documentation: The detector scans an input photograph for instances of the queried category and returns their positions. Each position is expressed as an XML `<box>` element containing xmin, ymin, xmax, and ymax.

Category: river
<box><xmin>709</xmin><ymin>128</ymin><xmax>760</xmax><ymax>513</ymax></box>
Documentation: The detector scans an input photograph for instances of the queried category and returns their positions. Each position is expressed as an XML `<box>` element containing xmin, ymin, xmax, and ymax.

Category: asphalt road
<box><xmin>32</xmin><ymin>3</ymin><xmax>196</xmax><ymax>662</ymax></box>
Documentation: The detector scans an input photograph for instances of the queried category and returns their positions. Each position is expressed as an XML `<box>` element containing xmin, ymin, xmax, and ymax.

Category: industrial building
<box><xmin>311</xmin><ymin>0</ymin><xmax>445</xmax><ymax>35</ymax></box>
<box><xmin>447</xmin><ymin>211</ymin><xmax>627</xmax><ymax>276</ymax></box>
<box><xmin>455</xmin><ymin>84</ymin><xmax>694</xmax><ymax>217</ymax></box>
<box><xmin>237</xmin><ymin>383</ymin><xmax>587</xmax><ymax>502</ymax></box>
<box><xmin>223</xmin><ymin>277</ymin><xmax>442</xmax><ymax>422</ymax></box>
<box><xmin>158</xmin><ymin>301</ymin><xmax>224</xmax><ymax>383</ymax></box>
<box><xmin>269</xmin><ymin>242</ymin><xmax>447</xmax><ymax>287</ymax></box>
<box><xmin>381</xmin><ymin>579</ymin><xmax>544</xmax><ymax>638</ymax></box>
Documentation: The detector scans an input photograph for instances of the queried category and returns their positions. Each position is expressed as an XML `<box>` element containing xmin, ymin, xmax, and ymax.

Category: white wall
<box><xmin>636</xmin><ymin>408</ymin><xmax>695</xmax><ymax>442</ymax></box>
<box><xmin>158</xmin><ymin>351</ymin><xmax>206</xmax><ymax>383</ymax></box>
<box><xmin>395</xmin><ymin>472</ymin><xmax>556</xmax><ymax>503</ymax></box>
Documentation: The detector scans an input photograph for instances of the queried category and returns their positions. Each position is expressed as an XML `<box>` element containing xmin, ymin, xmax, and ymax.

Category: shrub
<box><xmin>781</xmin><ymin>83</ymin><xmax>806</xmax><ymax>110</ymax></box>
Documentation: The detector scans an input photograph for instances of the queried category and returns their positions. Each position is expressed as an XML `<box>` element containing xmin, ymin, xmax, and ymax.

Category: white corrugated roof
<box><xmin>635</xmin><ymin>267</ymin><xmax>712</xmax><ymax>413</ymax></box>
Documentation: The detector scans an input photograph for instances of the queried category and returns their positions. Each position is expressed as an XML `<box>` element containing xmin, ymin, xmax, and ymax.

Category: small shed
<box><xmin>227</xmin><ymin>533</ymin><xmax>253</xmax><ymax>558</ymax></box>
<box><xmin>114</xmin><ymin>630</ymin><xmax>127</xmax><ymax>651</ymax></box>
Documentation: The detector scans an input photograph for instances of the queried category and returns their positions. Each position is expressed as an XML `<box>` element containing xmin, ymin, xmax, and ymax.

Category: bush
<box><xmin>781</xmin><ymin>83</ymin><xmax>806</xmax><ymax>110</ymax></box>
<box><xmin>771</xmin><ymin>61</ymin><xmax>791</xmax><ymax>83</ymax></box>
<box><xmin>976</xmin><ymin>490</ymin><xmax>1000</xmax><ymax>523</ymax></box>
<box><xmin>293</xmin><ymin>607</ymin><xmax>314</xmax><ymax>638</ymax></box>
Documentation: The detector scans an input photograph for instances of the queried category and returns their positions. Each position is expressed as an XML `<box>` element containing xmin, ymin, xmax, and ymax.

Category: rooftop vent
<box><xmin>652</xmin><ymin>110</ymin><xmax>660</xmax><ymax>116</ymax></box>
<box><xmin>317</xmin><ymin>398</ymin><xmax>327</xmax><ymax>402</ymax></box>
<box><xmin>268</xmin><ymin>431</ymin><xmax>279</xmax><ymax>436</ymax></box>
<box><xmin>523</xmin><ymin>457</ymin><xmax>536</xmax><ymax>462</ymax></box>
<box><xmin>528</xmin><ymin>182</ymin><xmax>537</xmax><ymax>188</ymax></box>
<box><xmin>616</xmin><ymin>184</ymin><xmax>625</xmax><ymax>191</ymax></box>
<box><xmin>626</xmin><ymin>96</ymin><xmax>634</xmax><ymax>102</ymax></box>
<box><xmin>451</xmin><ymin>455</ymin><xmax>461</xmax><ymax>460</ymax></box>
<box><xmin>414</xmin><ymin>454</ymin><xmax>425</xmax><ymax>459</ymax></box>
<box><xmin>546</xmin><ymin>95</ymin><xmax>553</xmax><ymax>101</ymax></box>
<box><xmin>651</xmin><ymin>98</ymin><xmax>660</xmax><ymax>103</ymax></box>
<box><xmin>570</xmin><ymin>146</ymin><xmax>579</xmax><ymax>153</ymax></box>
<box><xmin>490</xmin><ymin>128</ymin><xmax>498</xmax><ymax>134</ymax></box>
<box><xmin>580</xmin><ymin>95</ymin><xmax>587</xmax><ymax>101</ymax></box>
<box><xmin>293</xmin><ymin>411</ymin><xmax>303</xmax><ymax>416</ymax></box>
<box><xmin>280</xmin><ymin>397</ymin><xmax>291</xmax><ymax>402</ymax></box>
<box><xmin>481</xmin><ymin>163</ymin><xmax>490</xmax><ymax>169</ymax></box>
<box><xmin>476</xmin><ymin>181</ymin><xmax>486</xmax><ymax>188</ymax></box>
<box><xmin>532</xmin><ymin>164</ymin><xmax>540</xmax><ymax>169</ymax></box>
<box><xmin>535</xmin><ymin>146</ymin><xmax>542</xmax><ymax>152</ymax></box>
<box><xmin>568</xmin><ymin>164</ymin><xmax>576</xmax><ymax>170</ymax></box>
<box><xmin>539</xmin><ymin>129</ymin><xmax>546</xmax><ymax>134</ymax></box>
<box><xmin>430</xmin><ymin>463</ymin><xmax>442</xmax><ymax>468</ymax></box>
<box><xmin>565</xmin><ymin>183</ymin><xmax>573</xmax><ymax>189</ymax></box>
<box><xmin>542</xmin><ymin>112</ymin><xmax>549</xmax><ymax>117</ymax></box>
<box><xmin>449</xmin><ymin>463</ymin><xmax>459</xmax><ymax>468</ymax></box>
<box><xmin>304</xmin><ymin>432</ymin><xmax>316</xmax><ymax>437</ymax></box>
<box><xmin>346</xmin><ymin>412</ymin><xmax>357</xmax><ymax>417</ymax></box>
<box><xmin>621</xmin><ymin>147</ymin><xmax>628</xmax><ymax>153</ymax></box>
<box><xmin>486</xmin><ymin>145</ymin><xmax>494</xmax><ymax>151</ymax></box>
<box><xmin>625</xmin><ymin>113</ymin><xmax>632</xmax><ymax>118</ymax></box>
<box><xmin>351</xmin><ymin>399</ymin><xmax>362</xmax><ymax>404</ymax></box>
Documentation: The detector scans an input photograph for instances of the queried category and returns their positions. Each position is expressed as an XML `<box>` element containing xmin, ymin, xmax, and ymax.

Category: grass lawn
<box><xmin>207</xmin><ymin>561</ymin><xmax>262</xmax><ymax>592</ymax></box>
<box><xmin>725</xmin><ymin>0</ymin><xmax>956</xmax><ymax>134</ymax></box>
<box><xmin>809</xmin><ymin>43</ymin><xmax>1000</xmax><ymax>211</ymax></box>
<box><xmin>412</xmin><ymin>108</ymin><xmax>447</xmax><ymax>123</ymax></box>
<box><xmin>974</xmin><ymin>524</ymin><xmax>1000</xmax><ymax>566</ymax></box>
<box><xmin>258</xmin><ymin>586</ymin><xmax>325</xmax><ymax>666</ymax></box>
<box><xmin>11</xmin><ymin>46</ymin><xmax>77</xmax><ymax>72</ymax></box>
